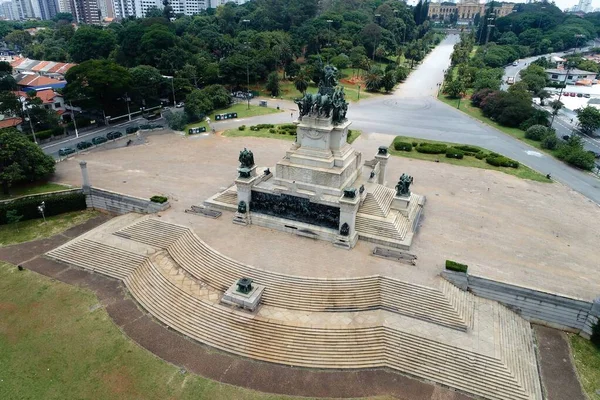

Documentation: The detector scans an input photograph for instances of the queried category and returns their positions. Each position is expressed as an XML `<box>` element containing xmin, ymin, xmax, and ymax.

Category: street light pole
<box><xmin>326</xmin><ymin>19</ymin><xmax>333</xmax><ymax>64</ymax></box>
<box><xmin>69</xmin><ymin>101</ymin><xmax>79</xmax><ymax>138</ymax></box>
<box><xmin>125</xmin><ymin>92</ymin><xmax>132</xmax><ymax>121</ymax></box>
<box><xmin>242</xmin><ymin>19</ymin><xmax>251</xmax><ymax>110</ymax></box>
<box><xmin>21</xmin><ymin>98</ymin><xmax>38</xmax><ymax>144</ymax></box>
<box><xmin>357</xmin><ymin>85</ymin><xmax>360</xmax><ymax>100</ymax></box>
<box><xmin>550</xmin><ymin>64</ymin><xmax>573</xmax><ymax>128</ymax></box>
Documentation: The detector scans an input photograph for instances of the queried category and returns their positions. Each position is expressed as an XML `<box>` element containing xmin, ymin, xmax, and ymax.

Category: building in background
<box><xmin>38</xmin><ymin>0</ymin><xmax>59</xmax><ymax>19</ymax></box>
<box><xmin>68</xmin><ymin>0</ymin><xmax>100</xmax><ymax>23</ymax></box>
<box><xmin>428</xmin><ymin>0</ymin><xmax>515</xmax><ymax>24</ymax></box>
<box><xmin>12</xmin><ymin>0</ymin><xmax>42</xmax><ymax>19</ymax></box>
<box><xmin>112</xmin><ymin>0</ymin><xmax>134</xmax><ymax>18</ymax></box>
<box><xmin>0</xmin><ymin>1</ymin><xmax>15</xmax><ymax>19</ymax></box>
<box><xmin>57</xmin><ymin>0</ymin><xmax>70</xmax><ymax>12</ymax></box>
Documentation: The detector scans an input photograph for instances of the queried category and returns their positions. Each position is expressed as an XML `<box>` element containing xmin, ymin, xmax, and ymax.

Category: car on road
<box><xmin>106</xmin><ymin>131</ymin><xmax>123</xmax><ymax>140</ymax></box>
<box><xmin>584</xmin><ymin>94</ymin><xmax>591</xmax><ymax>98</ymax></box>
<box><xmin>577</xmin><ymin>93</ymin><xmax>583</xmax><ymax>97</ymax></box>
<box><xmin>507</xmin><ymin>77</ymin><xmax>514</xmax><ymax>85</ymax></box>
<box><xmin>569</xmin><ymin>92</ymin><xmax>576</xmax><ymax>97</ymax></box>
<box><xmin>562</xmin><ymin>135</ymin><xmax>571</xmax><ymax>141</ymax></box>
<box><xmin>76</xmin><ymin>141</ymin><xmax>92</xmax><ymax>150</ymax></box>
<box><xmin>512</xmin><ymin>61</ymin><xmax>518</xmax><ymax>66</ymax></box>
<box><xmin>176</xmin><ymin>102</ymin><xmax>185</xmax><ymax>108</ymax></box>
<box><xmin>92</xmin><ymin>136</ymin><xmax>108</xmax><ymax>145</ymax></box>
<box><xmin>58</xmin><ymin>147</ymin><xmax>76</xmax><ymax>157</ymax></box>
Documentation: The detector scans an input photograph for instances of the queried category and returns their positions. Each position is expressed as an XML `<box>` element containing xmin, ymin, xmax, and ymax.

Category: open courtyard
<box><xmin>53</xmin><ymin>130</ymin><xmax>600</xmax><ymax>301</ymax></box>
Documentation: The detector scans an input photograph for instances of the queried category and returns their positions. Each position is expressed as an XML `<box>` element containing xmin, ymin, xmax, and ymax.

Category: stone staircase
<box><xmin>441</xmin><ymin>279</ymin><xmax>475</xmax><ymax>330</ymax></box>
<box><xmin>203</xmin><ymin>187</ymin><xmax>238</xmax><ymax>212</ymax></box>
<box><xmin>46</xmin><ymin>238</ymin><xmax>146</xmax><ymax>280</ymax></box>
<box><xmin>355</xmin><ymin>212</ymin><xmax>410</xmax><ymax>241</ymax></box>
<box><xmin>114</xmin><ymin>218</ymin><xmax>189</xmax><ymax>248</ymax></box>
<box><xmin>359</xmin><ymin>185</ymin><xmax>395</xmax><ymax>217</ymax></box>
<box><xmin>122</xmin><ymin>258</ymin><xmax>542</xmax><ymax>400</ymax></box>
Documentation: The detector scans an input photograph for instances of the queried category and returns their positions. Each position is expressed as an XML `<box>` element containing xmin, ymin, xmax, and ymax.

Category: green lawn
<box><xmin>389</xmin><ymin>136</ymin><xmax>550</xmax><ymax>183</ymax></box>
<box><xmin>438</xmin><ymin>94</ymin><xmax>562</xmax><ymax>157</ymax></box>
<box><xmin>0</xmin><ymin>210</ymin><xmax>101</xmax><ymax>247</ymax></box>
<box><xmin>0</xmin><ymin>182</ymin><xmax>72</xmax><ymax>201</ymax></box>
<box><xmin>184</xmin><ymin>104</ymin><xmax>281</xmax><ymax>133</ymax></box>
<box><xmin>223</xmin><ymin>124</ymin><xmax>362</xmax><ymax>144</ymax></box>
<box><xmin>569</xmin><ymin>334</ymin><xmax>600</xmax><ymax>400</ymax></box>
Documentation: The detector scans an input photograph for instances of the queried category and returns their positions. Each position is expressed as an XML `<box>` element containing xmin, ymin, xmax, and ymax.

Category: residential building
<box><xmin>38</xmin><ymin>0</ymin><xmax>59</xmax><ymax>19</ymax></box>
<box><xmin>112</xmin><ymin>0</ymin><xmax>135</xmax><ymax>18</ymax></box>
<box><xmin>11</xmin><ymin>0</ymin><xmax>42</xmax><ymax>19</ymax></box>
<box><xmin>10</xmin><ymin>57</ymin><xmax>76</xmax><ymax>79</ymax></box>
<box><xmin>57</xmin><ymin>0</ymin><xmax>70</xmax><ymax>12</ymax></box>
<box><xmin>0</xmin><ymin>1</ymin><xmax>15</xmax><ymax>19</ymax></box>
<box><xmin>428</xmin><ymin>0</ymin><xmax>515</xmax><ymax>24</ymax></box>
<box><xmin>69</xmin><ymin>0</ymin><xmax>100</xmax><ymax>23</ymax></box>
<box><xmin>545</xmin><ymin>68</ymin><xmax>597</xmax><ymax>85</ymax></box>
<box><xmin>0</xmin><ymin>117</ymin><xmax>22</xmax><ymax>129</ymax></box>
<box><xmin>97</xmin><ymin>0</ymin><xmax>113</xmax><ymax>18</ymax></box>
<box><xmin>17</xmin><ymin>74</ymin><xmax>67</xmax><ymax>91</ymax></box>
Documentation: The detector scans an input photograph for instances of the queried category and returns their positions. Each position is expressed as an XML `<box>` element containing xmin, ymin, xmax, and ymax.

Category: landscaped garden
<box><xmin>223</xmin><ymin>123</ymin><xmax>361</xmax><ymax>144</ymax></box>
<box><xmin>184</xmin><ymin>103</ymin><xmax>282</xmax><ymax>133</ymax></box>
<box><xmin>389</xmin><ymin>136</ymin><xmax>550</xmax><ymax>182</ymax></box>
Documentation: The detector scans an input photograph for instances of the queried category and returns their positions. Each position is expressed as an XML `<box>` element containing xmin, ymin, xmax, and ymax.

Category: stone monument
<box><xmin>205</xmin><ymin>65</ymin><xmax>425</xmax><ymax>250</ymax></box>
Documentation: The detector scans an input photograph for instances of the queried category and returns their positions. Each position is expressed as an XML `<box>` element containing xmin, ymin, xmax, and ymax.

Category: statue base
<box><xmin>391</xmin><ymin>195</ymin><xmax>411</xmax><ymax>216</ymax></box>
<box><xmin>221</xmin><ymin>281</ymin><xmax>265</xmax><ymax>312</ymax></box>
<box><xmin>233</xmin><ymin>212</ymin><xmax>250</xmax><ymax>226</ymax></box>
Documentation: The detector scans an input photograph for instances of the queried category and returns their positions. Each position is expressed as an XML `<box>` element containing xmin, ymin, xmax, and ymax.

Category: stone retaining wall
<box><xmin>442</xmin><ymin>271</ymin><xmax>599</xmax><ymax>338</ymax></box>
<box><xmin>86</xmin><ymin>188</ymin><xmax>170</xmax><ymax>215</ymax></box>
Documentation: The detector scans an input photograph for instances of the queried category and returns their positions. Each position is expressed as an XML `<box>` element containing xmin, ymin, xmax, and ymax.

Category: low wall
<box><xmin>442</xmin><ymin>271</ymin><xmax>599</xmax><ymax>337</ymax></box>
<box><xmin>86</xmin><ymin>187</ymin><xmax>170</xmax><ymax>215</ymax></box>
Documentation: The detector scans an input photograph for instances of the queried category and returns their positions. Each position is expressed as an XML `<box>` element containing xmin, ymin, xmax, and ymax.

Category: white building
<box><xmin>11</xmin><ymin>0</ymin><xmax>42</xmax><ymax>19</ymax></box>
<box><xmin>112</xmin><ymin>0</ymin><xmax>134</xmax><ymax>18</ymax></box>
<box><xmin>575</xmin><ymin>0</ymin><xmax>592</xmax><ymax>13</ymax></box>
<box><xmin>0</xmin><ymin>1</ymin><xmax>16</xmax><ymax>19</ymax></box>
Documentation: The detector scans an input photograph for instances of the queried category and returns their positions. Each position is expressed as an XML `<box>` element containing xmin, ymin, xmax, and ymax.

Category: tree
<box><xmin>202</xmin><ymin>85</ymin><xmax>231</xmax><ymax>109</ymax></box>
<box><xmin>266</xmin><ymin>72</ymin><xmax>281</xmax><ymax>97</ymax></box>
<box><xmin>577</xmin><ymin>60</ymin><xmax>599</xmax><ymax>73</ymax></box>
<box><xmin>0</xmin><ymin>128</ymin><xmax>55</xmax><ymax>195</ymax></box>
<box><xmin>294</xmin><ymin>71</ymin><xmax>309</xmax><ymax>94</ymax></box>
<box><xmin>68</xmin><ymin>26</ymin><xmax>116</xmax><ymax>63</ymax></box>
<box><xmin>0</xmin><ymin>91</ymin><xmax>21</xmax><ymax>116</ymax></box>
<box><xmin>365</xmin><ymin>68</ymin><xmax>383</xmax><ymax>92</ymax></box>
<box><xmin>130</xmin><ymin>65</ymin><xmax>166</xmax><ymax>104</ymax></box>
<box><xmin>5</xmin><ymin>30</ymin><xmax>32</xmax><ymax>49</ymax></box>
<box><xmin>163</xmin><ymin>0</ymin><xmax>173</xmax><ymax>20</ymax></box>
<box><xmin>185</xmin><ymin>89</ymin><xmax>213</xmax><ymax>120</ymax></box>
<box><xmin>381</xmin><ymin>71</ymin><xmax>397</xmax><ymax>92</ymax></box>
<box><xmin>446</xmin><ymin>79</ymin><xmax>465</xmax><ymax>99</ymax></box>
<box><xmin>525</xmin><ymin>125</ymin><xmax>549</xmax><ymax>141</ymax></box>
<box><xmin>576</xmin><ymin>106</ymin><xmax>600</xmax><ymax>135</ymax></box>
<box><xmin>63</xmin><ymin>60</ymin><xmax>132</xmax><ymax>113</ymax></box>
<box><xmin>550</xmin><ymin>100</ymin><xmax>563</xmax><ymax>115</ymax></box>
<box><xmin>536</xmin><ymin>89</ymin><xmax>551</xmax><ymax>106</ymax></box>
<box><xmin>165</xmin><ymin>111</ymin><xmax>188</xmax><ymax>131</ymax></box>
<box><xmin>53</xmin><ymin>12</ymin><xmax>74</xmax><ymax>23</ymax></box>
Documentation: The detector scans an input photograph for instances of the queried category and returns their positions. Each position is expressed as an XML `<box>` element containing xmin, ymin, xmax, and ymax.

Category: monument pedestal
<box><xmin>391</xmin><ymin>195</ymin><xmax>411</xmax><ymax>217</ymax></box>
<box><xmin>221</xmin><ymin>282</ymin><xmax>265</xmax><ymax>312</ymax></box>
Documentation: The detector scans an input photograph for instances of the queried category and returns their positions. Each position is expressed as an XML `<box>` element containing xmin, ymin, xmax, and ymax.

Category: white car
<box><xmin>176</xmin><ymin>102</ymin><xmax>184</xmax><ymax>108</ymax></box>
<box><xmin>512</xmin><ymin>61</ymin><xmax>518</xmax><ymax>66</ymax></box>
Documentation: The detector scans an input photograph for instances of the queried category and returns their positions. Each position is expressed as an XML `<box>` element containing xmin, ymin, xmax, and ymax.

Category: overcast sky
<box><xmin>411</xmin><ymin>1</ymin><xmax>598</xmax><ymax>12</ymax></box>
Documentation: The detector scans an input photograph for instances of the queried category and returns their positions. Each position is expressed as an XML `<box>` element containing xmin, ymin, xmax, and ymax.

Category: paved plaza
<box><xmin>54</xmin><ymin>131</ymin><xmax>600</xmax><ymax>301</ymax></box>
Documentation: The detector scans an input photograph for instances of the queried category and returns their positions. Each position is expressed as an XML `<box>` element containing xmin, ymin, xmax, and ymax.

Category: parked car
<box><xmin>577</xmin><ymin>93</ymin><xmax>583</xmax><ymax>97</ymax></box>
<box><xmin>176</xmin><ymin>102</ymin><xmax>185</xmax><ymax>108</ymax></box>
<box><xmin>506</xmin><ymin>77</ymin><xmax>514</xmax><ymax>85</ymax></box>
<box><xmin>569</xmin><ymin>92</ymin><xmax>576</xmax><ymax>97</ymax></box>
<box><xmin>584</xmin><ymin>93</ymin><xmax>591</xmax><ymax>98</ymax></box>
<box><xmin>126</xmin><ymin>126</ymin><xmax>139</xmax><ymax>134</ymax></box>
<box><xmin>92</xmin><ymin>136</ymin><xmax>107</xmax><ymax>145</ymax></box>
<box><xmin>106</xmin><ymin>131</ymin><xmax>123</xmax><ymax>140</ymax></box>
<box><xmin>512</xmin><ymin>61</ymin><xmax>518</xmax><ymax>66</ymax></box>
<box><xmin>562</xmin><ymin>135</ymin><xmax>571</xmax><ymax>141</ymax></box>
<box><xmin>76</xmin><ymin>141</ymin><xmax>92</xmax><ymax>150</ymax></box>
<box><xmin>58</xmin><ymin>147</ymin><xmax>76</xmax><ymax>157</ymax></box>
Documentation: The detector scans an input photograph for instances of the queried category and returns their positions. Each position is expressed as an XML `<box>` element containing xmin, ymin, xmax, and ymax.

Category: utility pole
<box><xmin>125</xmin><ymin>92</ymin><xmax>132</xmax><ymax>121</ymax></box>
<box><xmin>243</xmin><ymin>19</ymin><xmax>251</xmax><ymax>110</ymax></box>
<box><xmin>550</xmin><ymin>63</ymin><xmax>573</xmax><ymax>128</ymax></box>
<box><xmin>69</xmin><ymin>100</ymin><xmax>79</xmax><ymax>138</ymax></box>
<box><xmin>21</xmin><ymin>98</ymin><xmax>38</xmax><ymax>144</ymax></box>
<box><xmin>162</xmin><ymin>75</ymin><xmax>177</xmax><ymax>106</ymax></box>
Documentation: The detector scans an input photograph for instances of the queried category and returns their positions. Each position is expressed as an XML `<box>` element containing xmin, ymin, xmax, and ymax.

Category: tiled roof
<box><xmin>18</xmin><ymin>75</ymin><xmax>63</xmax><ymax>87</ymax></box>
<box><xmin>31</xmin><ymin>61</ymin><xmax>49</xmax><ymax>72</ymax></box>
<box><xmin>0</xmin><ymin>117</ymin><xmax>22</xmax><ymax>129</ymax></box>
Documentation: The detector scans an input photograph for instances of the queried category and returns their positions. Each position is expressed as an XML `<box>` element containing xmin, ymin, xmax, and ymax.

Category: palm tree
<box><xmin>294</xmin><ymin>71</ymin><xmax>309</xmax><ymax>94</ymax></box>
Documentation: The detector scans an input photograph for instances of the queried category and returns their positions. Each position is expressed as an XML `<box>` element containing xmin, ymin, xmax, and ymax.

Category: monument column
<box><xmin>374</xmin><ymin>146</ymin><xmax>390</xmax><ymax>186</ymax></box>
<box><xmin>336</xmin><ymin>193</ymin><xmax>360</xmax><ymax>249</ymax></box>
<box><xmin>79</xmin><ymin>161</ymin><xmax>91</xmax><ymax>194</ymax></box>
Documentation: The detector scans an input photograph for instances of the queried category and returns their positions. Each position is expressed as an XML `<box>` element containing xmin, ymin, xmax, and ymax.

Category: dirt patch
<box><xmin>100</xmin><ymin>366</ymin><xmax>137</xmax><ymax>396</ymax></box>
<box><xmin>0</xmin><ymin>302</ymin><xmax>17</xmax><ymax>312</ymax></box>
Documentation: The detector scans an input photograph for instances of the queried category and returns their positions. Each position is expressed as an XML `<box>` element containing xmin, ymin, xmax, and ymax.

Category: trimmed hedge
<box><xmin>394</xmin><ymin>141</ymin><xmax>412</xmax><ymax>151</ymax></box>
<box><xmin>150</xmin><ymin>195</ymin><xmax>168</xmax><ymax>204</ymax></box>
<box><xmin>591</xmin><ymin>318</ymin><xmax>600</xmax><ymax>347</ymax></box>
<box><xmin>486</xmin><ymin>155</ymin><xmax>519</xmax><ymax>168</ymax></box>
<box><xmin>0</xmin><ymin>191</ymin><xmax>86</xmax><ymax>225</ymax></box>
<box><xmin>445</xmin><ymin>147</ymin><xmax>464</xmax><ymax>159</ymax></box>
<box><xmin>416</xmin><ymin>143</ymin><xmax>447</xmax><ymax>154</ymax></box>
<box><xmin>445</xmin><ymin>260</ymin><xmax>468</xmax><ymax>273</ymax></box>
<box><xmin>238</xmin><ymin>125</ymin><xmax>246</xmax><ymax>131</ymax></box>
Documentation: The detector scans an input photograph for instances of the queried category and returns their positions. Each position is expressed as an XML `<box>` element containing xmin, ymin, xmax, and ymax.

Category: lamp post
<box><xmin>124</xmin><ymin>92</ymin><xmax>132</xmax><ymax>121</ymax></box>
<box><xmin>21</xmin><ymin>98</ymin><xmax>38</xmax><ymax>144</ymax></box>
<box><xmin>68</xmin><ymin>100</ymin><xmax>79</xmax><ymax>138</ymax></box>
<box><xmin>242</xmin><ymin>19</ymin><xmax>251</xmax><ymax>110</ymax></box>
<box><xmin>162</xmin><ymin>75</ymin><xmax>177</xmax><ymax>106</ymax></box>
<box><xmin>326</xmin><ymin>19</ymin><xmax>333</xmax><ymax>64</ymax></box>
<box><xmin>550</xmin><ymin>63</ymin><xmax>574</xmax><ymax>128</ymax></box>
<box><xmin>357</xmin><ymin>85</ymin><xmax>360</xmax><ymax>100</ymax></box>
<box><xmin>38</xmin><ymin>201</ymin><xmax>46</xmax><ymax>223</ymax></box>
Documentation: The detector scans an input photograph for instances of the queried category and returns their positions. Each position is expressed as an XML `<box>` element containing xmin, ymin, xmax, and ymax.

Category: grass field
<box><xmin>0</xmin><ymin>210</ymin><xmax>388</xmax><ymax>400</ymax></box>
<box><xmin>569</xmin><ymin>334</ymin><xmax>600</xmax><ymax>400</ymax></box>
<box><xmin>0</xmin><ymin>182</ymin><xmax>71</xmax><ymax>201</ymax></box>
<box><xmin>223</xmin><ymin>124</ymin><xmax>362</xmax><ymax>144</ymax></box>
<box><xmin>184</xmin><ymin>104</ymin><xmax>281</xmax><ymax>133</ymax></box>
<box><xmin>389</xmin><ymin>136</ymin><xmax>550</xmax><ymax>183</ymax></box>
<box><xmin>0</xmin><ymin>210</ymin><xmax>100</xmax><ymax>246</ymax></box>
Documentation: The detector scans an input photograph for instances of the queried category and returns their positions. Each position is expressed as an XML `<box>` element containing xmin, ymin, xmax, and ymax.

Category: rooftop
<box><xmin>545</xmin><ymin>68</ymin><xmax>597</xmax><ymax>75</ymax></box>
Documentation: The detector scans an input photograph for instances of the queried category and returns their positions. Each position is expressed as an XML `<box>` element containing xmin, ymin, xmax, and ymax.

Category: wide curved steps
<box><xmin>125</xmin><ymin>259</ymin><xmax>541</xmax><ymax>400</ymax></box>
<box><xmin>46</xmin><ymin>238</ymin><xmax>145</xmax><ymax>280</ymax></box>
<box><xmin>114</xmin><ymin>219</ymin><xmax>470</xmax><ymax>331</ymax></box>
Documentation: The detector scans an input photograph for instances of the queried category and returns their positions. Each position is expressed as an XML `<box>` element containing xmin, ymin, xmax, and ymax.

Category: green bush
<box><xmin>486</xmin><ymin>155</ymin><xmax>520</xmax><ymax>168</ymax></box>
<box><xmin>393</xmin><ymin>140</ymin><xmax>413</xmax><ymax>151</ymax></box>
<box><xmin>591</xmin><ymin>318</ymin><xmax>600</xmax><ymax>348</ymax></box>
<box><xmin>525</xmin><ymin>125</ymin><xmax>549</xmax><ymax>141</ymax></box>
<box><xmin>150</xmin><ymin>195</ymin><xmax>168</xmax><ymax>204</ymax></box>
<box><xmin>0</xmin><ymin>191</ymin><xmax>86</xmax><ymax>225</ymax></box>
<box><xmin>269</xmin><ymin>128</ymin><xmax>276</xmax><ymax>133</ymax></box>
<box><xmin>445</xmin><ymin>147</ymin><xmax>464</xmax><ymax>159</ymax></box>
<box><xmin>238</xmin><ymin>125</ymin><xmax>246</xmax><ymax>131</ymax></box>
<box><xmin>445</xmin><ymin>260</ymin><xmax>468</xmax><ymax>273</ymax></box>
<box><xmin>411</xmin><ymin>141</ymin><xmax>418</xmax><ymax>147</ymax></box>
<box><xmin>33</xmin><ymin>130</ymin><xmax>53</xmax><ymax>141</ymax></box>
<box><xmin>249</xmin><ymin>126</ymin><xmax>259</xmax><ymax>131</ymax></box>
<box><xmin>453</xmin><ymin>145</ymin><xmax>483</xmax><ymax>157</ymax></box>
<box><xmin>255</xmin><ymin>124</ymin><xmax>274</xmax><ymax>129</ymax></box>
<box><xmin>541</xmin><ymin>134</ymin><xmax>558</xmax><ymax>150</ymax></box>
<box><xmin>475</xmin><ymin>152</ymin><xmax>487</xmax><ymax>160</ymax></box>
<box><xmin>416</xmin><ymin>143</ymin><xmax>448</xmax><ymax>154</ymax></box>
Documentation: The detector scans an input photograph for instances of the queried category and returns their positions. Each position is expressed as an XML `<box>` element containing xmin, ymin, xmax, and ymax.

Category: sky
<box><xmin>407</xmin><ymin>1</ymin><xmax>599</xmax><ymax>12</ymax></box>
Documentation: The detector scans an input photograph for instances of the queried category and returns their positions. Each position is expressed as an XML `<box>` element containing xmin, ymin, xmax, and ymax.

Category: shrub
<box><xmin>255</xmin><ymin>124</ymin><xmax>274</xmax><ymax>129</ymax></box>
<box><xmin>486</xmin><ymin>155</ymin><xmax>519</xmax><ymax>168</ymax></box>
<box><xmin>446</xmin><ymin>147</ymin><xmax>464</xmax><ymax>159</ymax></box>
<box><xmin>454</xmin><ymin>145</ymin><xmax>481</xmax><ymax>153</ymax></box>
<box><xmin>541</xmin><ymin>134</ymin><xmax>558</xmax><ymax>150</ymax></box>
<box><xmin>525</xmin><ymin>125</ymin><xmax>549</xmax><ymax>141</ymax></box>
<box><xmin>268</xmin><ymin>128</ymin><xmax>275</xmax><ymax>133</ymax></box>
<box><xmin>0</xmin><ymin>191</ymin><xmax>86</xmax><ymax>225</ymax></box>
<box><xmin>393</xmin><ymin>140</ymin><xmax>412</xmax><ymax>151</ymax></box>
<box><xmin>150</xmin><ymin>195</ymin><xmax>168</xmax><ymax>204</ymax></box>
<box><xmin>411</xmin><ymin>141</ymin><xmax>418</xmax><ymax>147</ymax></box>
<box><xmin>238</xmin><ymin>125</ymin><xmax>246</xmax><ymax>131</ymax></box>
<box><xmin>475</xmin><ymin>152</ymin><xmax>487</xmax><ymax>160</ymax></box>
<box><xmin>445</xmin><ymin>260</ymin><xmax>468</xmax><ymax>273</ymax></box>
<box><xmin>249</xmin><ymin>125</ymin><xmax>259</xmax><ymax>131</ymax></box>
<box><xmin>416</xmin><ymin>143</ymin><xmax>448</xmax><ymax>154</ymax></box>
<box><xmin>33</xmin><ymin>130</ymin><xmax>53</xmax><ymax>141</ymax></box>
<box><xmin>591</xmin><ymin>318</ymin><xmax>600</xmax><ymax>348</ymax></box>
